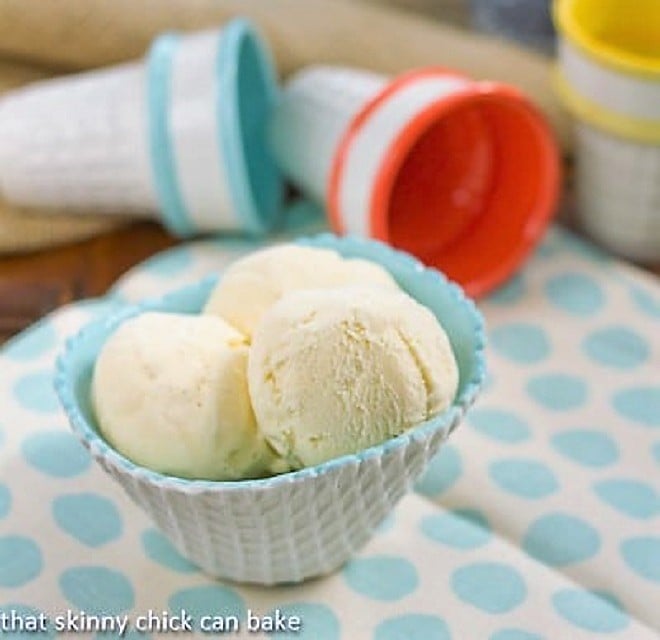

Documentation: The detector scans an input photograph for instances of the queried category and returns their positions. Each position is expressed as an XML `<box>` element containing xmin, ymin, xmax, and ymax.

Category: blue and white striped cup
<box><xmin>0</xmin><ymin>18</ymin><xmax>284</xmax><ymax>237</ymax></box>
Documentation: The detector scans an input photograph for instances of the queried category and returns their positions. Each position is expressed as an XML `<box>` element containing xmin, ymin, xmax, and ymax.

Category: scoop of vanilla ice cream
<box><xmin>248</xmin><ymin>286</ymin><xmax>459</xmax><ymax>469</ymax></box>
<box><xmin>342</xmin><ymin>257</ymin><xmax>400</xmax><ymax>289</ymax></box>
<box><xmin>203</xmin><ymin>244</ymin><xmax>398</xmax><ymax>339</ymax></box>
<box><xmin>92</xmin><ymin>311</ymin><xmax>280</xmax><ymax>480</ymax></box>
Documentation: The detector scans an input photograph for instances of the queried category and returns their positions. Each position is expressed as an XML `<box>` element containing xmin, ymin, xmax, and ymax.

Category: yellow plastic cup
<box><xmin>554</xmin><ymin>0</ymin><xmax>660</xmax><ymax>261</ymax></box>
<box><xmin>554</xmin><ymin>0</ymin><xmax>660</xmax><ymax>142</ymax></box>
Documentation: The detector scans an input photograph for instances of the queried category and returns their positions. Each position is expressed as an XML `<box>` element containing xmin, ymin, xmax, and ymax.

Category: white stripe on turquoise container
<box><xmin>146</xmin><ymin>18</ymin><xmax>284</xmax><ymax>238</ymax></box>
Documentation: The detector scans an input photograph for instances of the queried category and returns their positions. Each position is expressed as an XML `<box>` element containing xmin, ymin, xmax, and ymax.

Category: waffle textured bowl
<box><xmin>55</xmin><ymin>234</ymin><xmax>486</xmax><ymax>585</ymax></box>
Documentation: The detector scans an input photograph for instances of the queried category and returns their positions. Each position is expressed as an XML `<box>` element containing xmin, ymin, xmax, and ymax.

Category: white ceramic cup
<box><xmin>573</xmin><ymin>122</ymin><xmax>660</xmax><ymax>261</ymax></box>
<box><xmin>0</xmin><ymin>19</ymin><xmax>283</xmax><ymax>238</ymax></box>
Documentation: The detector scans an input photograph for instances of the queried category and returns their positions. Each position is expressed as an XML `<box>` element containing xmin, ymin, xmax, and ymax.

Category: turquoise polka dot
<box><xmin>268</xmin><ymin>603</ymin><xmax>339</xmax><ymax>640</ymax></box>
<box><xmin>620</xmin><ymin>537</ymin><xmax>660</xmax><ymax>583</ymax></box>
<box><xmin>376</xmin><ymin>513</ymin><xmax>395</xmax><ymax>535</ymax></box>
<box><xmin>169</xmin><ymin>586</ymin><xmax>246</xmax><ymax>627</ymax></box>
<box><xmin>142</xmin><ymin>247</ymin><xmax>193</xmax><ymax>277</ymax></box>
<box><xmin>595</xmin><ymin>479</ymin><xmax>660</xmax><ymax>519</ymax></box>
<box><xmin>545</xmin><ymin>273</ymin><xmax>605</xmax><ymax>316</ymax></box>
<box><xmin>488</xmin><ymin>275</ymin><xmax>525</xmax><ymax>306</ymax></box>
<box><xmin>13</xmin><ymin>371</ymin><xmax>59</xmax><ymax>413</ymax></box>
<box><xmin>489</xmin><ymin>459</ymin><xmax>559</xmax><ymax>499</ymax></box>
<box><xmin>560</xmin><ymin>232</ymin><xmax>611</xmax><ymax>264</ymax></box>
<box><xmin>468</xmin><ymin>409</ymin><xmax>530</xmax><ymax>443</ymax></box>
<box><xmin>653</xmin><ymin>442</ymin><xmax>660</xmax><ymax>465</ymax></box>
<box><xmin>523</xmin><ymin>513</ymin><xmax>600</xmax><ymax>566</ymax></box>
<box><xmin>451</xmin><ymin>562</ymin><xmax>526</xmax><ymax>614</ymax></box>
<box><xmin>344</xmin><ymin>555</ymin><xmax>418</xmax><ymax>601</ymax></box>
<box><xmin>22</xmin><ymin>431</ymin><xmax>91</xmax><ymax>477</ymax></box>
<box><xmin>490</xmin><ymin>630</ymin><xmax>544</xmax><ymax>640</ymax></box>
<box><xmin>415</xmin><ymin>445</ymin><xmax>462</xmax><ymax>497</ymax></box>
<box><xmin>630</xmin><ymin>285</ymin><xmax>660</xmax><ymax>319</ymax></box>
<box><xmin>95</xmin><ymin>631</ymin><xmax>149</xmax><ymax>640</ymax></box>
<box><xmin>374</xmin><ymin>614</ymin><xmax>451</xmax><ymax>640</ymax></box>
<box><xmin>551</xmin><ymin>429</ymin><xmax>619</xmax><ymax>468</ymax></box>
<box><xmin>582</xmin><ymin>326</ymin><xmax>649</xmax><ymax>369</ymax></box>
<box><xmin>3</xmin><ymin>321</ymin><xmax>57</xmax><ymax>361</ymax></box>
<box><xmin>59</xmin><ymin>566</ymin><xmax>134</xmax><ymax>615</ymax></box>
<box><xmin>534</xmin><ymin>241</ymin><xmax>557</xmax><ymax>259</ymax></box>
<box><xmin>527</xmin><ymin>374</ymin><xmax>588</xmax><ymax>411</ymax></box>
<box><xmin>0</xmin><ymin>604</ymin><xmax>54</xmax><ymax>639</ymax></box>
<box><xmin>141</xmin><ymin>529</ymin><xmax>198</xmax><ymax>573</ymax></box>
<box><xmin>490</xmin><ymin>323</ymin><xmax>550</xmax><ymax>364</ymax></box>
<box><xmin>613</xmin><ymin>387</ymin><xmax>660</xmax><ymax>427</ymax></box>
<box><xmin>53</xmin><ymin>493</ymin><xmax>123</xmax><ymax>547</ymax></box>
<box><xmin>0</xmin><ymin>483</ymin><xmax>10</xmax><ymax>518</ymax></box>
<box><xmin>420</xmin><ymin>509</ymin><xmax>491</xmax><ymax>549</ymax></box>
<box><xmin>552</xmin><ymin>589</ymin><xmax>628</xmax><ymax>633</ymax></box>
<box><xmin>0</xmin><ymin>535</ymin><xmax>43</xmax><ymax>587</ymax></box>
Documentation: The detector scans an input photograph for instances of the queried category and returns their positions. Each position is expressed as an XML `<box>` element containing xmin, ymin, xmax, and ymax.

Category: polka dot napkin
<box><xmin>1</xmin><ymin>203</ymin><xmax>659</xmax><ymax>639</ymax></box>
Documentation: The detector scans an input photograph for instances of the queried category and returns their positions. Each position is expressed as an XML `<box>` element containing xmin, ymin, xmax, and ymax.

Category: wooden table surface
<box><xmin>0</xmin><ymin>222</ymin><xmax>178</xmax><ymax>344</ymax></box>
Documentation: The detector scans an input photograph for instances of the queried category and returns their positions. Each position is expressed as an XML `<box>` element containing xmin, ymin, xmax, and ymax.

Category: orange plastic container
<box><xmin>271</xmin><ymin>67</ymin><xmax>561</xmax><ymax>297</ymax></box>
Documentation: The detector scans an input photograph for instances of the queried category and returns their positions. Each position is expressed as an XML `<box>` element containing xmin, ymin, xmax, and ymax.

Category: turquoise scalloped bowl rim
<box><xmin>54</xmin><ymin>234</ymin><xmax>486</xmax><ymax>493</ymax></box>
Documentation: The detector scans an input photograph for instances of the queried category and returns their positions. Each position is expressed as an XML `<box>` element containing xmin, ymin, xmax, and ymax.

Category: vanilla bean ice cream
<box><xmin>92</xmin><ymin>312</ymin><xmax>279</xmax><ymax>480</ymax></box>
<box><xmin>92</xmin><ymin>245</ymin><xmax>460</xmax><ymax>480</ymax></box>
<box><xmin>248</xmin><ymin>286</ymin><xmax>459</xmax><ymax>469</ymax></box>
<box><xmin>203</xmin><ymin>244</ymin><xmax>398</xmax><ymax>338</ymax></box>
